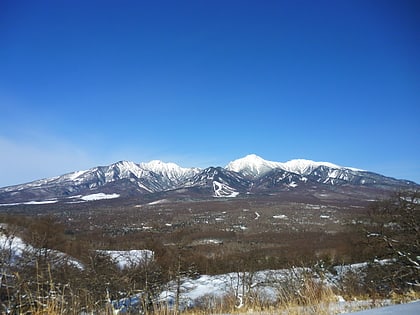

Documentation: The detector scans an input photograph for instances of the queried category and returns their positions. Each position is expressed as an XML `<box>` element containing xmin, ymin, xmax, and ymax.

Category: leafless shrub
<box><xmin>366</xmin><ymin>190</ymin><xmax>420</xmax><ymax>293</ymax></box>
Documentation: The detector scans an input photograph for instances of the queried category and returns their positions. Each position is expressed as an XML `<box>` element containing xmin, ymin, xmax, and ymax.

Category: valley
<box><xmin>0</xmin><ymin>191</ymin><xmax>378</xmax><ymax>274</ymax></box>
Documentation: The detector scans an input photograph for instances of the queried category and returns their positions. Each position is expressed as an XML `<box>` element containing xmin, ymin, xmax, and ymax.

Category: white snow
<box><xmin>24</xmin><ymin>200</ymin><xmax>58</xmax><ymax>205</ymax></box>
<box><xmin>225</xmin><ymin>154</ymin><xmax>283</xmax><ymax>177</ymax></box>
<box><xmin>0</xmin><ymin>200</ymin><xmax>58</xmax><ymax>206</ymax></box>
<box><xmin>151</xmin><ymin>260</ymin><xmax>407</xmax><ymax>313</ymax></box>
<box><xmin>226</xmin><ymin>154</ymin><xmax>361</xmax><ymax>178</ymax></box>
<box><xmin>140</xmin><ymin>160</ymin><xmax>200</xmax><ymax>181</ymax></box>
<box><xmin>147</xmin><ymin>199</ymin><xmax>169</xmax><ymax>205</ymax></box>
<box><xmin>192</xmin><ymin>239</ymin><xmax>223</xmax><ymax>245</ymax></box>
<box><xmin>67</xmin><ymin>170</ymin><xmax>89</xmax><ymax>181</ymax></box>
<box><xmin>0</xmin><ymin>231</ymin><xmax>28</xmax><ymax>258</ymax></box>
<box><xmin>98</xmin><ymin>250</ymin><xmax>154</xmax><ymax>269</ymax></box>
<box><xmin>273</xmin><ymin>214</ymin><xmax>288</xmax><ymax>219</ymax></box>
<box><xmin>0</xmin><ymin>231</ymin><xmax>84</xmax><ymax>270</ymax></box>
<box><xmin>110</xmin><ymin>161</ymin><xmax>149</xmax><ymax>180</ymax></box>
<box><xmin>280</xmin><ymin>159</ymin><xmax>341</xmax><ymax>175</ymax></box>
<box><xmin>342</xmin><ymin>300</ymin><xmax>420</xmax><ymax>314</ymax></box>
<box><xmin>213</xmin><ymin>181</ymin><xmax>239</xmax><ymax>198</ymax></box>
<box><xmin>80</xmin><ymin>193</ymin><xmax>120</xmax><ymax>201</ymax></box>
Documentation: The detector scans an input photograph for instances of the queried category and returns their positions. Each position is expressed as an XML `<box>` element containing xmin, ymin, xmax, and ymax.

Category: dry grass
<box><xmin>8</xmin><ymin>275</ymin><xmax>420</xmax><ymax>315</ymax></box>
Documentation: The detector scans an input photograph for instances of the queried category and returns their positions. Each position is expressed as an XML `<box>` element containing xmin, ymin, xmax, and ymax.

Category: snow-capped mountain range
<box><xmin>225</xmin><ymin>154</ymin><xmax>360</xmax><ymax>177</ymax></box>
<box><xmin>0</xmin><ymin>154</ymin><xmax>417</xmax><ymax>204</ymax></box>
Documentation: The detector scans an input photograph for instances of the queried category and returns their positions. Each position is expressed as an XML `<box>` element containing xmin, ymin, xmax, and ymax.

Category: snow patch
<box><xmin>140</xmin><ymin>160</ymin><xmax>200</xmax><ymax>181</ymax></box>
<box><xmin>25</xmin><ymin>200</ymin><xmax>58</xmax><ymax>205</ymax></box>
<box><xmin>147</xmin><ymin>199</ymin><xmax>169</xmax><ymax>205</ymax></box>
<box><xmin>0</xmin><ymin>200</ymin><xmax>58</xmax><ymax>206</ymax></box>
<box><xmin>67</xmin><ymin>170</ymin><xmax>89</xmax><ymax>180</ymax></box>
<box><xmin>80</xmin><ymin>193</ymin><xmax>120</xmax><ymax>201</ymax></box>
<box><xmin>213</xmin><ymin>181</ymin><xmax>239</xmax><ymax>198</ymax></box>
<box><xmin>192</xmin><ymin>239</ymin><xmax>223</xmax><ymax>245</ymax></box>
<box><xmin>273</xmin><ymin>214</ymin><xmax>288</xmax><ymax>219</ymax></box>
<box><xmin>98</xmin><ymin>250</ymin><xmax>154</xmax><ymax>269</ymax></box>
<box><xmin>0</xmin><ymin>231</ymin><xmax>84</xmax><ymax>270</ymax></box>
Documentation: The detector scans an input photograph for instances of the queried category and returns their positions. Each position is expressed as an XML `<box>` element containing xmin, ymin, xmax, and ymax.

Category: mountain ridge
<box><xmin>0</xmin><ymin>154</ymin><xmax>417</xmax><ymax>204</ymax></box>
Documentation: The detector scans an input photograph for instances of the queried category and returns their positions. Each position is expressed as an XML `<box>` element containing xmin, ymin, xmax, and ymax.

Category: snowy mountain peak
<box><xmin>225</xmin><ymin>154</ymin><xmax>282</xmax><ymax>177</ymax></box>
<box><xmin>280</xmin><ymin>159</ymin><xmax>341</xmax><ymax>175</ymax></box>
<box><xmin>0</xmin><ymin>154</ymin><xmax>417</xmax><ymax>204</ymax></box>
<box><xmin>109</xmin><ymin>160</ymin><xmax>148</xmax><ymax>179</ymax></box>
<box><xmin>226</xmin><ymin>155</ymin><xmax>361</xmax><ymax>178</ymax></box>
<box><xmin>112</xmin><ymin>160</ymin><xmax>143</xmax><ymax>172</ymax></box>
<box><xmin>140</xmin><ymin>160</ymin><xmax>180</xmax><ymax>171</ymax></box>
<box><xmin>139</xmin><ymin>160</ymin><xmax>200</xmax><ymax>180</ymax></box>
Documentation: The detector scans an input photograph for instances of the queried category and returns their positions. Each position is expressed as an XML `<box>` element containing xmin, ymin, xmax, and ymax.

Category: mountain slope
<box><xmin>184</xmin><ymin>167</ymin><xmax>252</xmax><ymax>198</ymax></box>
<box><xmin>139</xmin><ymin>160</ymin><xmax>200</xmax><ymax>186</ymax></box>
<box><xmin>226</xmin><ymin>154</ymin><xmax>360</xmax><ymax>178</ymax></box>
<box><xmin>0</xmin><ymin>155</ymin><xmax>417</xmax><ymax>204</ymax></box>
<box><xmin>225</xmin><ymin>154</ymin><xmax>283</xmax><ymax>178</ymax></box>
<box><xmin>0</xmin><ymin>160</ymin><xmax>200</xmax><ymax>203</ymax></box>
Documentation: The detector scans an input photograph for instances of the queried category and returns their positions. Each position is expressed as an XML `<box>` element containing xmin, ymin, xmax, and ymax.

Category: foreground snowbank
<box><xmin>98</xmin><ymin>249</ymin><xmax>154</xmax><ymax>269</ymax></box>
<box><xmin>0</xmin><ymin>230</ymin><xmax>84</xmax><ymax>269</ymax></box>
<box><xmin>343</xmin><ymin>300</ymin><xmax>420</xmax><ymax>314</ymax></box>
<box><xmin>109</xmin><ymin>260</ymin><xmax>405</xmax><ymax>313</ymax></box>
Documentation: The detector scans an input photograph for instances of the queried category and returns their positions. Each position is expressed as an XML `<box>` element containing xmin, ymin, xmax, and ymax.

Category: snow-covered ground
<box><xmin>0</xmin><ymin>193</ymin><xmax>120</xmax><ymax>206</ymax></box>
<box><xmin>0</xmin><ymin>200</ymin><xmax>58</xmax><ymax>206</ymax></box>
<box><xmin>343</xmin><ymin>300</ymin><xmax>420</xmax><ymax>314</ymax></box>
<box><xmin>108</xmin><ymin>261</ymin><xmax>413</xmax><ymax>314</ymax></box>
<box><xmin>80</xmin><ymin>193</ymin><xmax>120</xmax><ymax>201</ymax></box>
<box><xmin>0</xmin><ymin>228</ymin><xmax>153</xmax><ymax>271</ymax></box>
<box><xmin>213</xmin><ymin>181</ymin><xmax>239</xmax><ymax>197</ymax></box>
<box><xmin>0</xmin><ymin>230</ymin><xmax>84</xmax><ymax>269</ymax></box>
<box><xmin>152</xmin><ymin>262</ymin><xmax>398</xmax><ymax>312</ymax></box>
<box><xmin>98</xmin><ymin>249</ymin><xmax>154</xmax><ymax>269</ymax></box>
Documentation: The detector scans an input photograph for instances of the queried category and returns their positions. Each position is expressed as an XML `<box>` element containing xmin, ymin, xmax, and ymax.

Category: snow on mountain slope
<box><xmin>226</xmin><ymin>154</ymin><xmax>361</xmax><ymax>178</ymax></box>
<box><xmin>281</xmin><ymin>159</ymin><xmax>363</xmax><ymax>175</ymax></box>
<box><xmin>106</xmin><ymin>161</ymin><xmax>149</xmax><ymax>180</ymax></box>
<box><xmin>225</xmin><ymin>154</ymin><xmax>283</xmax><ymax>177</ymax></box>
<box><xmin>213</xmin><ymin>181</ymin><xmax>239</xmax><ymax>198</ymax></box>
<box><xmin>183</xmin><ymin>167</ymin><xmax>250</xmax><ymax>197</ymax></box>
<box><xmin>140</xmin><ymin>160</ymin><xmax>200</xmax><ymax>184</ymax></box>
<box><xmin>53</xmin><ymin>161</ymin><xmax>160</xmax><ymax>192</ymax></box>
<box><xmin>0</xmin><ymin>160</ymin><xmax>200</xmax><ymax>203</ymax></box>
<box><xmin>0</xmin><ymin>154</ymin><xmax>417</xmax><ymax>204</ymax></box>
<box><xmin>280</xmin><ymin>159</ymin><xmax>341</xmax><ymax>175</ymax></box>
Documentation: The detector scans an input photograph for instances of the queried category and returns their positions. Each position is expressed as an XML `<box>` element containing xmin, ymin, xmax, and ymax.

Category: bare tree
<box><xmin>366</xmin><ymin>190</ymin><xmax>420</xmax><ymax>291</ymax></box>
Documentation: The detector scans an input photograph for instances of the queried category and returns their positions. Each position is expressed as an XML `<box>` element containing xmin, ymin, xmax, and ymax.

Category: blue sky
<box><xmin>1</xmin><ymin>0</ymin><xmax>419</xmax><ymax>187</ymax></box>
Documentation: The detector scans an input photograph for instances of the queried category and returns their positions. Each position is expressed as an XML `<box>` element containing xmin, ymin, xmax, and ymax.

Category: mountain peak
<box><xmin>0</xmin><ymin>154</ymin><xmax>417</xmax><ymax>204</ymax></box>
<box><xmin>280</xmin><ymin>159</ymin><xmax>341</xmax><ymax>175</ymax></box>
<box><xmin>141</xmin><ymin>160</ymin><xmax>180</xmax><ymax>170</ymax></box>
<box><xmin>226</xmin><ymin>155</ymin><xmax>360</xmax><ymax>177</ymax></box>
<box><xmin>139</xmin><ymin>160</ymin><xmax>200</xmax><ymax>180</ymax></box>
<box><xmin>225</xmin><ymin>154</ymin><xmax>282</xmax><ymax>177</ymax></box>
<box><xmin>241</xmin><ymin>154</ymin><xmax>266</xmax><ymax>162</ymax></box>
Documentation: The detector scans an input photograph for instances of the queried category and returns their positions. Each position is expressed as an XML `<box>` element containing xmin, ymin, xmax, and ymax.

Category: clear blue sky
<box><xmin>1</xmin><ymin>0</ymin><xmax>419</xmax><ymax>187</ymax></box>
